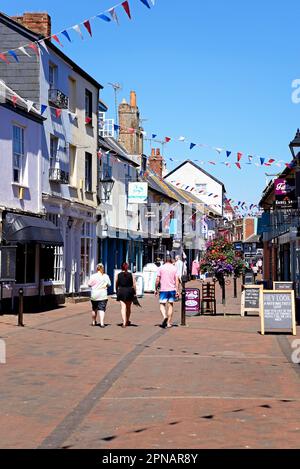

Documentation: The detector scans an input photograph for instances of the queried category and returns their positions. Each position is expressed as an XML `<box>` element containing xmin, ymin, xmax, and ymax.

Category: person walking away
<box><xmin>116</xmin><ymin>263</ymin><xmax>137</xmax><ymax>328</ymax></box>
<box><xmin>252</xmin><ymin>264</ymin><xmax>258</xmax><ymax>282</ymax></box>
<box><xmin>88</xmin><ymin>263</ymin><xmax>111</xmax><ymax>328</ymax></box>
<box><xmin>175</xmin><ymin>255</ymin><xmax>184</xmax><ymax>283</ymax></box>
<box><xmin>155</xmin><ymin>256</ymin><xmax>179</xmax><ymax>328</ymax></box>
<box><xmin>192</xmin><ymin>259</ymin><xmax>200</xmax><ymax>280</ymax></box>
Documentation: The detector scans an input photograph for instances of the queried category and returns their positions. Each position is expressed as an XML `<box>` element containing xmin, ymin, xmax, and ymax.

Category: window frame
<box><xmin>12</xmin><ymin>124</ymin><xmax>25</xmax><ymax>184</ymax></box>
<box><xmin>85</xmin><ymin>89</ymin><xmax>93</xmax><ymax>121</ymax></box>
<box><xmin>85</xmin><ymin>152</ymin><xmax>93</xmax><ymax>193</ymax></box>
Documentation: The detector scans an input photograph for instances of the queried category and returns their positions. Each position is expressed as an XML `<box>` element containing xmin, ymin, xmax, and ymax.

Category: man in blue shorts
<box><xmin>155</xmin><ymin>256</ymin><xmax>179</xmax><ymax>328</ymax></box>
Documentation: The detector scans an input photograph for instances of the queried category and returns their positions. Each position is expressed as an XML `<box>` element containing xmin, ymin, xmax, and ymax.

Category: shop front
<box><xmin>1</xmin><ymin>212</ymin><xmax>64</xmax><ymax>312</ymax></box>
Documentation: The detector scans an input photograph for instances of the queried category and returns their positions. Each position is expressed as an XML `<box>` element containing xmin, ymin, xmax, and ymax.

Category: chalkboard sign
<box><xmin>241</xmin><ymin>285</ymin><xmax>262</xmax><ymax>317</ymax></box>
<box><xmin>260</xmin><ymin>290</ymin><xmax>296</xmax><ymax>335</ymax></box>
<box><xmin>273</xmin><ymin>282</ymin><xmax>294</xmax><ymax>291</ymax></box>
<box><xmin>244</xmin><ymin>273</ymin><xmax>254</xmax><ymax>285</ymax></box>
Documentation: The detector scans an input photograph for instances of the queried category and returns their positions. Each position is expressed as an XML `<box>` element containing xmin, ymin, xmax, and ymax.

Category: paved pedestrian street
<box><xmin>0</xmin><ymin>280</ymin><xmax>299</xmax><ymax>449</ymax></box>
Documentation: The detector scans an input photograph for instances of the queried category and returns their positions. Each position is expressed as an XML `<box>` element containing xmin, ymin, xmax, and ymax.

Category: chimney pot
<box><xmin>130</xmin><ymin>91</ymin><xmax>137</xmax><ymax>108</ymax></box>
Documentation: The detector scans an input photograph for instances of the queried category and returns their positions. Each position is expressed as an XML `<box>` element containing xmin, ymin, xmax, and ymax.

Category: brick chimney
<box><xmin>12</xmin><ymin>12</ymin><xmax>51</xmax><ymax>37</ymax></box>
<box><xmin>148</xmin><ymin>149</ymin><xmax>164</xmax><ymax>178</ymax></box>
<box><xmin>118</xmin><ymin>91</ymin><xmax>144</xmax><ymax>155</ymax></box>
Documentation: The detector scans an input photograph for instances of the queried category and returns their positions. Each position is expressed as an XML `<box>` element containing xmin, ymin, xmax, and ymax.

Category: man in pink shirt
<box><xmin>155</xmin><ymin>256</ymin><xmax>179</xmax><ymax>328</ymax></box>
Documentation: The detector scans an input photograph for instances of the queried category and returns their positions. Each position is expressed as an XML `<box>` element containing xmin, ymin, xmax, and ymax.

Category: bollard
<box><xmin>18</xmin><ymin>288</ymin><xmax>24</xmax><ymax>327</ymax></box>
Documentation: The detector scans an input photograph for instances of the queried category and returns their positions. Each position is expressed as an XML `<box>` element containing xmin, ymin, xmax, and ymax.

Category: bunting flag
<box><xmin>260</xmin><ymin>157</ymin><xmax>265</xmax><ymax>165</ymax></box>
<box><xmin>28</xmin><ymin>43</ymin><xmax>39</xmax><ymax>56</ymax></box>
<box><xmin>114</xmin><ymin>124</ymin><xmax>120</xmax><ymax>131</ymax></box>
<box><xmin>190</xmin><ymin>143</ymin><xmax>196</xmax><ymax>150</ymax></box>
<box><xmin>97</xmin><ymin>14</ymin><xmax>111</xmax><ymax>22</ymax></box>
<box><xmin>226</xmin><ymin>151</ymin><xmax>232</xmax><ymax>158</ymax></box>
<box><xmin>41</xmin><ymin>104</ymin><xmax>48</xmax><ymax>115</ymax></box>
<box><xmin>235</xmin><ymin>162</ymin><xmax>241</xmax><ymax>170</ymax></box>
<box><xmin>109</xmin><ymin>8</ymin><xmax>119</xmax><ymax>24</ymax></box>
<box><xmin>27</xmin><ymin>100</ymin><xmax>34</xmax><ymax>113</ymax></box>
<box><xmin>61</xmin><ymin>30</ymin><xmax>72</xmax><ymax>42</ymax></box>
<box><xmin>85</xmin><ymin>117</ymin><xmax>92</xmax><ymax>124</ymax></box>
<box><xmin>179</xmin><ymin>136</ymin><xmax>186</xmax><ymax>142</ymax></box>
<box><xmin>8</xmin><ymin>50</ymin><xmax>19</xmax><ymax>62</ymax></box>
<box><xmin>55</xmin><ymin>108</ymin><xmax>62</xmax><ymax>119</ymax></box>
<box><xmin>39</xmin><ymin>40</ymin><xmax>49</xmax><ymax>54</ymax></box>
<box><xmin>19</xmin><ymin>46</ymin><xmax>31</xmax><ymax>57</ymax></box>
<box><xmin>140</xmin><ymin>0</ymin><xmax>151</xmax><ymax>8</ymax></box>
<box><xmin>52</xmin><ymin>35</ymin><xmax>63</xmax><ymax>47</ymax></box>
<box><xmin>215</xmin><ymin>148</ymin><xmax>223</xmax><ymax>154</ymax></box>
<box><xmin>152</xmin><ymin>134</ymin><xmax>157</xmax><ymax>139</ymax></box>
<box><xmin>73</xmin><ymin>25</ymin><xmax>84</xmax><ymax>40</ymax></box>
<box><xmin>165</xmin><ymin>137</ymin><xmax>171</xmax><ymax>143</ymax></box>
<box><xmin>237</xmin><ymin>152</ymin><xmax>243</xmax><ymax>162</ymax></box>
<box><xmin>122</xmin><ymin>1</ymin><xmax>132</xmax><ymax>19</ymax></box>
<box><xmin>12</xmin><ymin>95</ymin><xmax>18</xmax><ymax>107</ymax></box>
<box><xmin>0</xmin><ymin>53</ymin><xmax>9</xmax><ymax>64</ymax></box>
<box><xmin>83</xmin><ymin>20</ymin><xmax>93</xmax><ymax>37</ymax></box>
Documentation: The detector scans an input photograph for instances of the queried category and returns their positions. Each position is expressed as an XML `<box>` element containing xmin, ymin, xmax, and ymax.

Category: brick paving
<box><xmin>0</xmin><ymin>278</ymin><xmax>299</xmax><ymax>449</ymax></box>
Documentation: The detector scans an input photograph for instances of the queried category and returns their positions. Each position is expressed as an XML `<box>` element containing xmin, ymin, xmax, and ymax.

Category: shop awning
<box><xmin>3</xmin><ymin>213</ymin><xmax>63</xmax><ymax>245</ymax></box>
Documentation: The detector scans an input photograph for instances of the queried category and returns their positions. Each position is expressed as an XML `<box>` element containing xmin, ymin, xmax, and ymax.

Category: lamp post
<box><xmin>99</xmin><ymin>172</ymin><xmax>115</xmax><ymax>203</ymax></box>
<box><xmin>289</xmin><ymin>130</ymin><xmax>300</xmax><ymax>299</ymax></box>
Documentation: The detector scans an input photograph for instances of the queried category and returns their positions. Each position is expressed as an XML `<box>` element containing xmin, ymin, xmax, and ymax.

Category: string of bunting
<box><xmin>0</xmin><ymin>0</ymin><xmax>155</xmax><ymax>61</ymax></box>
<box><xmin>112</xmin><ymin>123</ymin><xmax>290</xmax><ymax>169</ymax></box>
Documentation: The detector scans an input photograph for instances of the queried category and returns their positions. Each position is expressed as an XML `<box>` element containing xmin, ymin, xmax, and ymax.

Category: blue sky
<box><xmin>3</xmin><ymin>0</ymin><xmax>300</xmax><ymax>206</ymax></box>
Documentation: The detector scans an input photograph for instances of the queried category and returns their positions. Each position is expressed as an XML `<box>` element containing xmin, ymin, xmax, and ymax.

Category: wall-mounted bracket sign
<box><xmin>241</xmin><ymin>285</ymin><xmax>262</xmax><ymax>317</ymax></box>
<box><xmin>273</xmin><ymin>282</ymin><xmax>294</xmax><ymax>291</ymax></box>
<box><xmin>260</xmin><ymin>290</ymin><xmax>296</xmax><ymax>336</ymax></box>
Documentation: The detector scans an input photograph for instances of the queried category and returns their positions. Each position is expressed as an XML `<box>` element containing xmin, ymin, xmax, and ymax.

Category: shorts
<box><xmin>159</xmin><ymin>291</ymin><xmax>176</xmax><ymax>304</ymax></box>
<box><xmin>91</xmin><ymin>300</ymin><xmax>108</xmax><ymax>312</ymax></box>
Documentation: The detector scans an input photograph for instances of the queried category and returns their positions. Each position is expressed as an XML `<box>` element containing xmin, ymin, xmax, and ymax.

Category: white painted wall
<box><xmin>0</xmin><ymin>106</ymin><xmax>42</xmax><ymax>217</ymax></box>
<box><xmin>165</xmin><ymin>161</ymin><xmax>224</xmax><ymax>216</ymax></box>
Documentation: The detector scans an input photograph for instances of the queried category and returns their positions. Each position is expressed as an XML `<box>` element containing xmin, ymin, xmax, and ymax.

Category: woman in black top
<box><xmin>116</xmin><ymin>262</ymin><xmax>136</xmax><ymax>328</ymax></box>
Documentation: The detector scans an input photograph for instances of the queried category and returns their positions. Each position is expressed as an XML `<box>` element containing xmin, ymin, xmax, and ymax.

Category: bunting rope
<box><xmin>0</xmin><ymin>0</ymin><xmax>154</xmax><ymax>59</ymax></box>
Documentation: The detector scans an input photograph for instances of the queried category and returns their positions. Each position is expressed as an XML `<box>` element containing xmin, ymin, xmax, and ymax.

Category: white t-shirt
<box><xmin>88</xmin><ymin>273</ymin><xmax>111</xmax><ymax>301</ymax></box>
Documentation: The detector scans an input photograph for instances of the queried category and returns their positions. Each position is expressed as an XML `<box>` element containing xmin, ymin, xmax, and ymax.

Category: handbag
<box><xmin>132</xmin><ymin>295</ymin><xmax>142</xmax><ymax>307</ymax></box>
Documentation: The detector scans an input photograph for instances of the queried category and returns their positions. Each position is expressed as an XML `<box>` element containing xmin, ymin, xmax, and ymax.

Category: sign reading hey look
<box><xmin>128</xmin><ymin>182</ymin><xmax>148</xmax><ymax>204</ymax></box>
<box><xmin>260</xmin><ymin>290</ymin><xmax>296</xmax><ymax>335</ymax></box>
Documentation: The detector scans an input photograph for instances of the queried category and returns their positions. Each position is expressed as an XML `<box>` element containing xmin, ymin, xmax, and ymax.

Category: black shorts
<box><xmin>91</xmin><ymin>300</ymin><xmax>108</xmax><ymax>312</ymax></box>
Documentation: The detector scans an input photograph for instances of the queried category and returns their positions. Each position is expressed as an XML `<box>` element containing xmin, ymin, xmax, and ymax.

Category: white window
<box><xmin>12</xmin><ymin>125</ymin><xmax>25</xmax><ymax>183</ymax></box>
<box><xmin>99</xmin><ymin>118</ymin><xmax>115</xmax><ymax>138</ymax></box>
<box><xmin>50</xmin><ymin>135</ymin><xmax>58</xmax><ymax>169</ymax></box>
<box><xmin>81</xmin><ymin>222</ymin><xmax>94</xmax><ymax>286</ymax></box>
<box><xmin>45</xmin><ymin>214</ymin><xmax>64</xmax><ymax>283</ymax></box>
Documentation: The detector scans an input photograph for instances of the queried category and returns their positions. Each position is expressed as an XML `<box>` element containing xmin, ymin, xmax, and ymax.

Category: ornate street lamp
<box><xmin>99</xmin><ymin>171</ymin><xmax>115</xmax><ymax>202</ymax></box>
<box><xmin>289</xmin><ymin>129</ymin><xmax>300</xmax><ymax>160</ymax></box>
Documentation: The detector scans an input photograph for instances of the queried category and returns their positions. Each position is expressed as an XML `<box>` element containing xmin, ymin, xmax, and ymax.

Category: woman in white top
<box><xmin>88</xmin><ymin>263</ymin><xmax>111</xmax><ymax>328</ymax></box>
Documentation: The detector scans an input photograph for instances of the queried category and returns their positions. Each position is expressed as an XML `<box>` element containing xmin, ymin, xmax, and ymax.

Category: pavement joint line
<box><xmin>137</xmin><ymin>354</ymin><xmax>290</xmax><ymax>360</ymax></box>
<box><xmin>38</xmin><ymin>328</ymin><xmax>166</xmax><ymax>449</ymax></box>
<box><xmin>101</xmin><ymin>395</ymin><xmax>300</xmax><ymax>401</ymax></box>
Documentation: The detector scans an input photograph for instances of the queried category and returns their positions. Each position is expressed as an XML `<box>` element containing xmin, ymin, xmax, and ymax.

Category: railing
<box><xmin>49</xmin><ymin>168</ymin><xmax>70</xmax><ymax>184</ymax></box>
<box><xmin>48</xmin><ymin>88</ymin><xmax>69</xmax><ymax>109</ymax></box>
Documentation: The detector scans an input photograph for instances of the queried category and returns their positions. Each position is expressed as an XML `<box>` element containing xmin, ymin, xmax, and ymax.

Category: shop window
<box><xmin>40</xmin><ymin>245</ymin><xmax>64</xmax><ymax>282</ymax></box>
<box><xmin>16</xmin><ymin>243</ymin><xmax>36</xmax><ymax>284</ymax></box>
<box><xmin>81</xmin><ymin>222</ymin><xmax>93</xmax><ymax>286</ymax></box>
